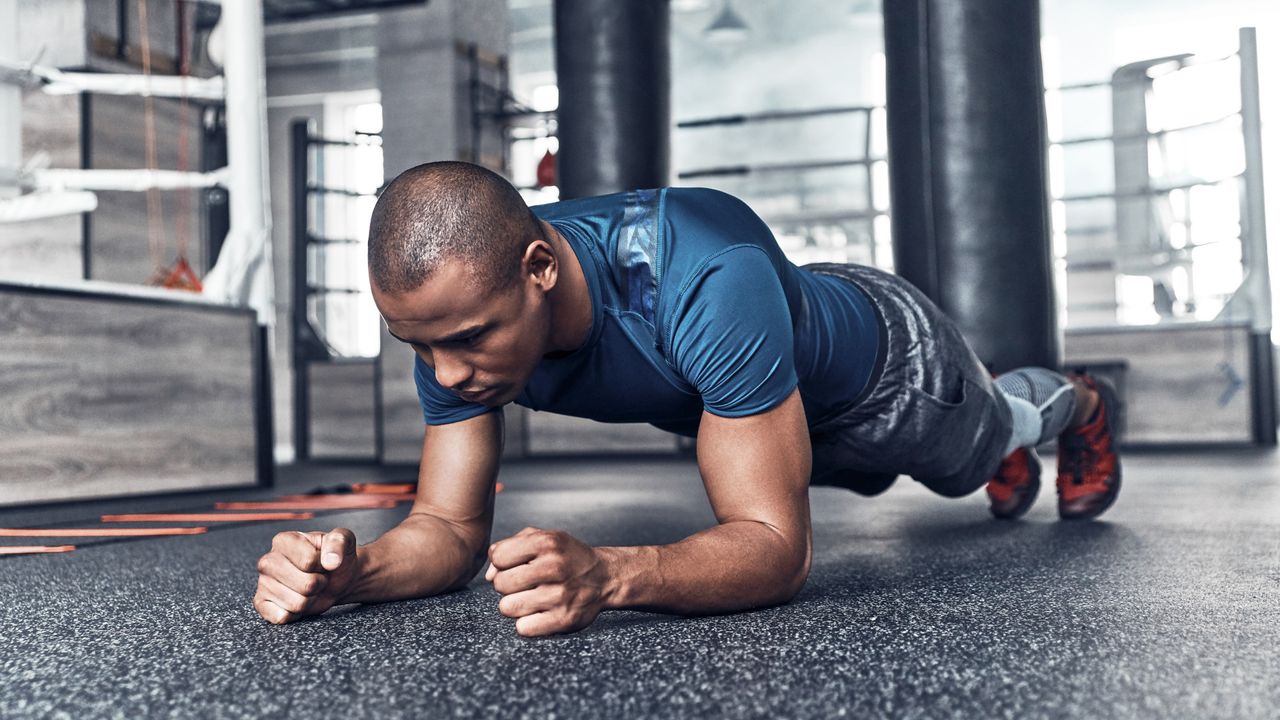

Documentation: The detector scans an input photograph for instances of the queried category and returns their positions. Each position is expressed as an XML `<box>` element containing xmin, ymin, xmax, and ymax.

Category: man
<box><xmin>253</xmin><ymin>162</ymin><xmax>1121</xmax><ymax>636</ymax></box>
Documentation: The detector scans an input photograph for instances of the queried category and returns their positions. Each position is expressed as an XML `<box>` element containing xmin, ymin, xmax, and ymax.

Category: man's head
<box><xmin>368</xmin><ymin>161</ymin><xmax>564</xmax><ymax>406</ymax></box>
<box><xmin>369</xmin><ymin>161</ymin><xmax>541</xmax><ymax>295</ymax></box>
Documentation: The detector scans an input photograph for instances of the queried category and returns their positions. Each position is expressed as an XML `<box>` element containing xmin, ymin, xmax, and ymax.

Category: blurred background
<box><xmin>2</xmin><ymin>0</ymin><xmax>1279</xmax><ymax>505</ymax></box>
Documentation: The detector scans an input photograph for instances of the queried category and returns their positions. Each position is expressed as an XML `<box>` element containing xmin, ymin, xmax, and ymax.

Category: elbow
<box><xmin>778</xmin><ymin>546</ymin><xmax>811</xmax><ymax>602</ymax></box>
<box><xmin>443</xmin><ymin>544</ymin><xmax>490</xmax><ymax>593</ymax></box>
<box><xmin>464</xmin><ymin>545</ymin><xmax>491</xmax><ymax>584</ymax></box>
<box><xmin>765</xmin><ymin>535</ymin><xmax>811</xmax><ymax>605</ymax></box>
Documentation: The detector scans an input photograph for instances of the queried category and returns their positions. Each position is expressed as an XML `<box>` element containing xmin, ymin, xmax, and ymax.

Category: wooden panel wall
<box><xmin>0</xmin><ymin>284</ymin><xmax>261</xmax><ymax>506</ymax></box>
<box><xmin>1065</xmin><ymin>324</ymin><xmax>1254</xmax><ymax>445</ymax></box>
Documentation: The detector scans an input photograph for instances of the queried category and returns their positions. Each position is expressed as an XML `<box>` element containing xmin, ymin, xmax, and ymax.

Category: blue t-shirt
<box><xmin>414</xmin><ymin>187</ymin><xmax>881</xmax><ymax>437</ymax></box>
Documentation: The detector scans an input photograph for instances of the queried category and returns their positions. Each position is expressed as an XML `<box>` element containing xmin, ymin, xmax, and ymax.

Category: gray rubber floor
<box><xmin>2</xmin><ymin>451</ymin><xmax>1279</xmax><ymax>719</ymax></box>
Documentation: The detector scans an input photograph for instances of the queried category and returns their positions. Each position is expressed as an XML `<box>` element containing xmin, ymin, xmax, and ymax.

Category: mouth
<box><xmin>459</xmin><ymin>387</ymin><xmax>499</xmax><ymax>403</ymax></box>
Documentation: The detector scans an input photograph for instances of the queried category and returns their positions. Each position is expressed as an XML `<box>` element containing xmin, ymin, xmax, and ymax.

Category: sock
<box><xmin>994</xmin><ymin>367</ymin><xmax>1078</xmax><ymax>453</ymax></box>
<box><xmin>1000</xmin><ymin>394</ymin><xmax>1043</xmax><ymax>457</ymax></box>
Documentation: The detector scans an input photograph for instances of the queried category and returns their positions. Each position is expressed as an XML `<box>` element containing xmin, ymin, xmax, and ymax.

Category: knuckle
<box><xmin>256</xmin><ymin>555</ymin><xmax>270</xmax><ymax>575</ymax></box>
<box><xmin>299</xmin><ymin>575</ymin><xmax>324</xmax><ymax>596</ymax></box>
<box><xmin>253</xmin><ymin>597</ymin><xmax>277</xmax><ymax>622</ymax></box>
<box><xmin>546</xmin><ymin>556</ymin><xmax>568</xmax><ymax>577</ymax></box>
<box><xmin>498</xmin><ymin>596</ymin><xmax>520</xmax><ymax>617</ymax></box>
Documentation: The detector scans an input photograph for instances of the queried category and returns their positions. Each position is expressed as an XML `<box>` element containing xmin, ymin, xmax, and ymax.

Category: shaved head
<box><xmin>368</xmin><ymin>161</ymin><xmax>543</xmax><ymax>295</ymax></box>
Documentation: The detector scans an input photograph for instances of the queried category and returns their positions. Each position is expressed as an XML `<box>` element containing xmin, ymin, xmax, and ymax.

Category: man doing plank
<box><xmin>253</xmin><ymin>162</ymin><xmax>1121</xmax><ymax>636</ymax></box>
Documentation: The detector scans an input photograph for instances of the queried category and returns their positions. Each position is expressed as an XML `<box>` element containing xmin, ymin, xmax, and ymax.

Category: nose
<box><xmin>433</xmin><ymin>352</ymin><xmax>474</xmax><ymax>391</ymax></box>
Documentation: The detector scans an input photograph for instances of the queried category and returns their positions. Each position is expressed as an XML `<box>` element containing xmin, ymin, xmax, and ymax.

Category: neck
<box><xmin>542</xmin><ymin>220</ymin><xmax>593</xmax><ymax>354</ymax></box>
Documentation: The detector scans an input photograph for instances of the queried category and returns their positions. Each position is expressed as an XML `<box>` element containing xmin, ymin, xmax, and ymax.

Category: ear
<box><xmin>521</xmin><ymin>235</ymin><xmax>558</xmax><ymax>291</ymax></box>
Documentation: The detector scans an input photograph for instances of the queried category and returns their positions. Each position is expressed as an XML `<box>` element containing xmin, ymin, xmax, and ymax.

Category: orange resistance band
<box><xmin>351</xmin><ymin>483</ymin><xmax>417</xmax><ymax>495</ymax></box>
<box><xmin>0</xmin><ymin>528</ymin><xmax>208</xmax><ymax>537</ymax></box>
<box><xmin>0</xmin><ymin>545</ymin><xmax>76</xmax><ymax>555</ymax></box>
<box><xmin>216</xmin><ymin>500</ymin><xmax>397</xmax><ymax>511</ymax></box>
<box><xmin>275</xmin><ymin>494</ymin><xmax>415</xmax><ymax>504</ymax></box>
<box><xmin>101</xmin><ymin>512</ymin><xmax>315</xmax><ymax>523</ymax></box>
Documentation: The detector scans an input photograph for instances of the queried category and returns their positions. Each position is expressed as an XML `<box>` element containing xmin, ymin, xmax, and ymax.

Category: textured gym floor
<box><xmin>2</xmin><ymin>451</ymin><xmax>1278</xmax><ymax>719</ymax></box>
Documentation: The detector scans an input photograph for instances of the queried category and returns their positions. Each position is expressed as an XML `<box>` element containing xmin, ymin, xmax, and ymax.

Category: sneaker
<box><xmin>987</xmin><ymin>447</ymin><xmax>1042</xmax><ymax>519</ymax></box>
<box><xmin>1057</xmin><ymin>375</ymin><xmax>1122</xmax><ymax>520</ymax></box>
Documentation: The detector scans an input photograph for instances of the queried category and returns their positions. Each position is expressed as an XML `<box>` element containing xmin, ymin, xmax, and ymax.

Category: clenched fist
<box><xmin>485</xmin><ymin>527</ymin><xmax>613</xmax><ymax>637</ymax></box>
<box><xmin>254</xmin><ymin>528</ymin><xmax>360</xmax><ymax>624</ymax></box>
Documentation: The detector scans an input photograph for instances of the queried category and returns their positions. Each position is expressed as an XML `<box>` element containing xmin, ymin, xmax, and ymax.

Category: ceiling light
<box><xmin>670</xmin><ymin>0</ymin><xmax>713</xmax><ymax>11</ymax></box>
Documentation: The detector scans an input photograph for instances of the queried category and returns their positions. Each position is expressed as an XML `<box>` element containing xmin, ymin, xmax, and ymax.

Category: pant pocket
<box><xmin>897</xmin><ymin>368</ymin><xmax>981</xmax><ymax>479</ymax></box>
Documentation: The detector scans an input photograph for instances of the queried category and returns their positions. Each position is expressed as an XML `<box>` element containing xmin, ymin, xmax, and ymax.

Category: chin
<box><xmin>490</xmin><ymin>386</ymin><xmax>521</xmax><ymax>406</ymax></box>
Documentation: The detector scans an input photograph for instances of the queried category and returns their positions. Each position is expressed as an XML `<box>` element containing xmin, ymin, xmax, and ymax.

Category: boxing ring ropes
<box><xmin>0</xmin><ymin>0</ymin><xmax>274</xmax><ymax>323</ymax></box>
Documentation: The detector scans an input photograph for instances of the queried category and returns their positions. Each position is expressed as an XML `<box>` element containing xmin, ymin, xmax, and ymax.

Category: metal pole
<box><xmin>1238</xmin><ymin>26</ymin><xmax>1276</xmax><ymax>445</ymax></box>
<box><xmin>203</xmin><ymin>0</ymin><xmax>275</xmax><ymax>324</ymax></box>
<box><xmin>291</xmin><ymin>120</ymin><xmax>311</xmax><ymax>461</ymax></box>
<box><xmin>223</xmin><ymin>0</ymin><xmax>270</xmax><ymax>244</ymax></box>
<box><xmin>1239</xmin><ymin>27</ymin><xmax>1273</xmax><ymax>334</ymax></box>
<box><xmin>0</xmin><ymin>0</ymin><xmax>20</xmax><ymax>199</ymax></box>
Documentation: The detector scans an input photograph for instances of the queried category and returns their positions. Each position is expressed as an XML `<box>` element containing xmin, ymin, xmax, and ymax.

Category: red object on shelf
<box><xmin>536</xmin><ymin>149</ymin><xmax>557</xmax><ymax>188</ymax></box>
<box><xmin>161</xmin><ymin>256</ymin><xmax>203</xmax><ymax>292</ymax></box>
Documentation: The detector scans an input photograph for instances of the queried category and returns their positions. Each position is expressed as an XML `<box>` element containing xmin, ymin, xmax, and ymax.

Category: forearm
<box><xmin>599</xmin><ymin>520</ymin><xmax>811</xmax><ymax>616</ymax></box>
<box><xmin>340</xmin><ymin>513</ymin><xmax>484</xmax><ymax>604</ymax></box>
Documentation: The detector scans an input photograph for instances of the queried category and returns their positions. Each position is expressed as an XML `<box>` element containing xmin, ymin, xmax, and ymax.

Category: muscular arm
<box><xmin>340</xmin><ymin>411</ymin><xmax>502</xmax><ymax>604</ymax></box>
<box><xmin>600</xmin><ymin>388</ymin><xmax>813</xmax><ymax>614</ymax></box>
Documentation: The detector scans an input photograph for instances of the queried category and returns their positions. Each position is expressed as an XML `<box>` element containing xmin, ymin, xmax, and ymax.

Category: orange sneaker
<box><xmin>1057</xmin><ymin>375</ymin><xmax>1122</xmax><ymax>520</ymax></box>
<box><xmin>987</xmin><ymin>447</ymin><xmax>1042</xmax><ymax>519</ymax></box>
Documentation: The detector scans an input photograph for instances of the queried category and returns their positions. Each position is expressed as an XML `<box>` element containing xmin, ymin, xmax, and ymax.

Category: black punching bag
<box><xmin>553</xmin><ymin>0</ymin><xmax>671</xmax><ymax>199</ymax></box>
<box><xmin>883</xmin><ymin>0</ymin><xmax>1059</xmax><ymax>372</ymax></box>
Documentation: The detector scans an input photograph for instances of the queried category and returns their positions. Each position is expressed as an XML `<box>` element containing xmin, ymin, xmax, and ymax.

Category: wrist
<box><xmin>595</xmin><ymin>545</ymin><xmax>650</xmax><ymax>610</ymax></box>
<box><xmin>336</xmin><ymin>544</ymin><xmax>371</xmax><ymax>604</ymax></box>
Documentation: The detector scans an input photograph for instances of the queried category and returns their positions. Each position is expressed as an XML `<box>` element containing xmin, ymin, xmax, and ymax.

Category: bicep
<box><xmin>696</xmin><ymin>388</ymin><xmax>812</xmax><ymax>551</ymax></box>
<box><xmin>410</xmin><ymin>410</ymin><xmax>503</xmax><ymax>554</ymax></box>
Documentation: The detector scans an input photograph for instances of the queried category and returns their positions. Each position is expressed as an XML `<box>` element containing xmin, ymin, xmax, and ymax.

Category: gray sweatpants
<box><xmin>803</xmin><ymin>263</ymin><xmax>1014</xmax><ymax>498</ymax></box>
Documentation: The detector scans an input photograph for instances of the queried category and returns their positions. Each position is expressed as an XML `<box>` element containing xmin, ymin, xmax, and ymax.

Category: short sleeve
<box><xmin>668</xmin><ymin>246</ymin><xmax>798</xmax><ymax>417</ymax></box>
<box><xmin>413</xmin><ymin>354</ymin><xmax>498</xmax><ymax>425</ymax></box>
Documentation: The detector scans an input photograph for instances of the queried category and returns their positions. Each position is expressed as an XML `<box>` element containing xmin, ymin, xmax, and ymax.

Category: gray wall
<box><xmin>264</xmin><ymin>13</ymin><xmax>383</xmax><ymax>462</ymax></box>
<box><xmin>376</xmin><ymin>0</ymin><xmax>511</xmax><ymax>464</ymax></box>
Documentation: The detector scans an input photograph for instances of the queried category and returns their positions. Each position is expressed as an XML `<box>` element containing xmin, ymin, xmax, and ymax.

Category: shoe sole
<box><xmin>991</xmin><ymin>451</ymin><xmax>1042</xmax><ymax>520</ymax></box>
<box><xmin>1059</xmin><ymin>375</ymin><xmax>1123</xmax><ymax>521</ymax></box>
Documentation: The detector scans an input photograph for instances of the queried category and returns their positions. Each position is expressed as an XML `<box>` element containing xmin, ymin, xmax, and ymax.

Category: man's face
<box><xmin>373</xmin><ymin>258</ymin><xmax>552</xmax><ymax>407</ymax></box>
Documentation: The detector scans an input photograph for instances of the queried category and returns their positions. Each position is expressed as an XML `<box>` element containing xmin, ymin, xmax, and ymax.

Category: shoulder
<box><xmin>663</xmin><ymin>187</ymin><xmax>758</xmax><ymax>220</ymax></box>
<box><xmin>532</xmin><ymin>192</ymin><xmax>632</xmax><ymax>222</ymax></box>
